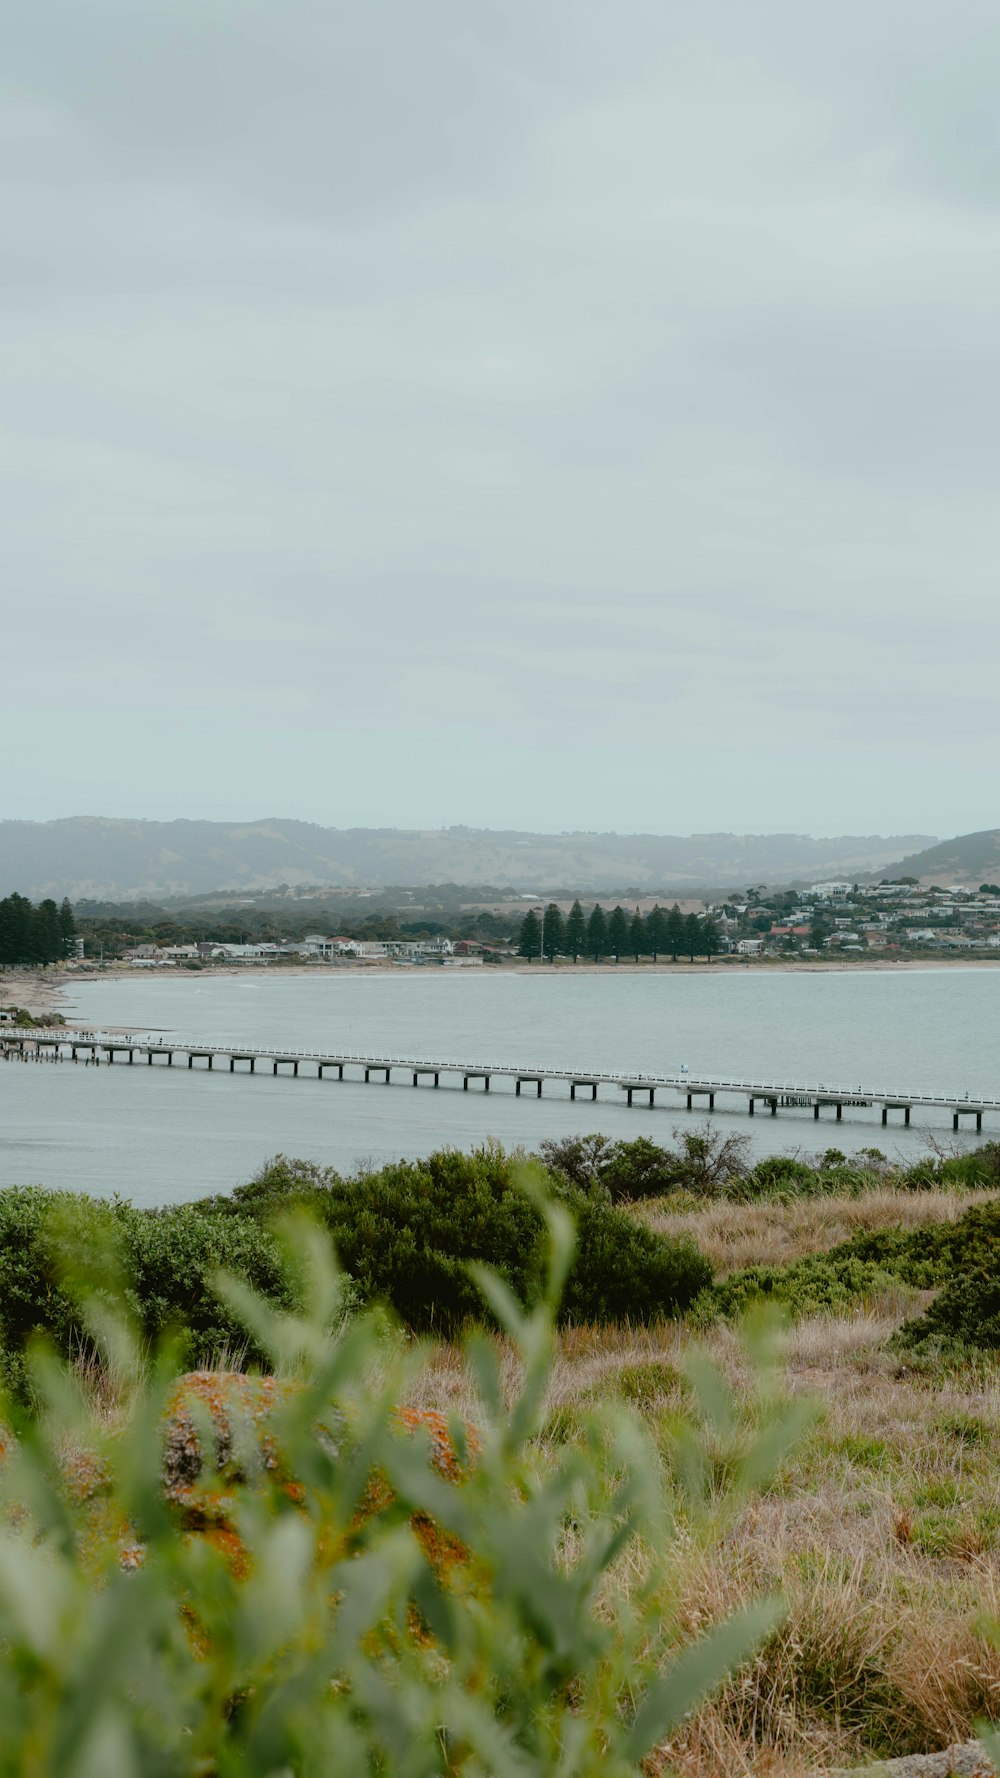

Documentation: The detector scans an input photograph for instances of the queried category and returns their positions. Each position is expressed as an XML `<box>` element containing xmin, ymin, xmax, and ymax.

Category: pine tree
<box><xmin>629</xmin><ymin>908</ymin><xmax>646</xmax><ymax>961</ymax></box>
<box><xmin>59</xmin><ymin>898</ymin><xmax>77</xmax><ymax>959</ymax></box>
<box><xmin>587</xmin><ymin>903</ymin><xmax>606</xmax><ymax>962</ymax></box>
<box><xmin>0</xmin><ymin>896</ymin><xmax>18</xmax><ymax>968</ymax></box>
<box><xmin>564</xmin><ymin>899</ymin><xmax>586</xmax><ymax>962</ymax></box>
<box><xmin>665</xmin><ymin>903</ymin><xmax>685</xmax><ymax>962</ymax></box>
<box><xmin>683</xmin><ymin>912</ymin><xmax>702</xmax><ymax>961</ymax></box>
<box><xmin>607</xmin><ymin>905</ymin><xmax>628</xmax><ymax>962</ymax></box>
<box><xmin>542</xmin><ymin>903</ymin><xmax>565</xmax><ymax>962</ymax></box>
<box><xmin>36</xmin><ymin>899</ymin><xmax>62</xmax><ymax>964</ymax></box>
<box><xmin>0</xmin><ymin>894</ymin><xmax>71</xmax><ymax>967</ymax></box>
<box><xmin>646</xmin><ymin>905</ymin><xmax>665</xmax><ymax>961</ymax></box>
<box><xmin>702</xmin><ymin>916</ymin><xmax>720</xmax><ymax>959</ymax></box>
<box><xmin>517</xmin><ymin>909</ymin><xmax>541</xmax><ymax>960</ymax></box>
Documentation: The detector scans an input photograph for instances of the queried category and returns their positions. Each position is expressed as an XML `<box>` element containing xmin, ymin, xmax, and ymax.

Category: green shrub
<box><xmin>847</xmin><ymin>1200</ymin><xmax>1000</xmax><ymax>1285</ymax></box>
<box><xmin>0</xmin><ymin>1187</ymin><xmax>315</xmax><ymax>1382</ymax></box>
<box><xmin>741</xmin><ymin>1155</ymin><xmax>817</xmax><ymax>1199</ymax></box>
<box><xmin>539</xmin><ymin>1134</ymin><xmax>684</xmax><ymax>1201</ymax></box>
<box><xmin>0</xmin><ymin>1148</ymin><xmax>709</xmax><ymax>1383</ymax></box>
<box><xmin>538</xmin><ymin>1127</ymin><xmax>1000</xmax><ymax>1206</ymax></box>
<box><xmin>538</xmin><ymin>1129</ymin><xmax>750</xmax><ymax>1202</ymax></box>
<box><xmin>561</xmin><ymin>1194</ymin><xmax>710</xmax><ymax>1324</ymax></box>
<box><xmin>0</xmin><ymin>1200</ymin><xmax>807</xmax><ymax>1777</ymax></box>
<box><xmin>700</xmin><ymin>1199</ymin><xmax>1000</xmax><ymax>1331</ymax></box>
<box><xmin>278</xmin><ymin>1146</ymin><xmax>712</xmax><ymax>1332</ymax></box>
<box><xmin>936</xmin><ymin>1142</ymin><xmax>1000</xmax><ymax>1191</ymax></box>
<box><xmin>895</xmin><ymin>1269</ymin><xmax>1000</xmax><ymax>1356</ymax></box>
<box><xmin>697</xmin><ymin>1254</ymin><xmax>910</xmax><ymax>1324</ymax></box>
<box><xmin>122</xmin><ymin>1207</ymin><xmax>301</xmax><ymax>1366</ymax></box>
<box><xmin>0</xmin><ymin>1186</ymin><xmax>118</xmax><ymax>1363</ymax></box>
<box><xmin>600</xmin><ymin>1136</ymin><xmax>685</xmax><ymax>1201</ymax></box>
<box><xmin>199</xmin><ymin>1153</ymin><xmax>339</xmax><ymax>1221</ymax></box>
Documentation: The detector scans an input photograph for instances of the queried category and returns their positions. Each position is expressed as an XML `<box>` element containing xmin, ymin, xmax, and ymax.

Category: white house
<box><xmin>208</xmin><ymin>943</ymin><xmax>281</xmax><ymax>960</ymax></box>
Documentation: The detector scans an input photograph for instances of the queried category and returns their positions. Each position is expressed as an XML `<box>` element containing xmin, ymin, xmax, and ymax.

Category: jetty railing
<box><xmin>3</xmin><ymin>1027</ymin><xmax>997</xmax><ymax>1130</ymax></box>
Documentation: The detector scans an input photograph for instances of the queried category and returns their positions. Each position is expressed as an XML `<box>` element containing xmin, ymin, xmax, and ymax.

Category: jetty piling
<box><xmin>2</xmin><ymin>1030</ymin><xmax>996</xmax><ymax>1134</ymax></box>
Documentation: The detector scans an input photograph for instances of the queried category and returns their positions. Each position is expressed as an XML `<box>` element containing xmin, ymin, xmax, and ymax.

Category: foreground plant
<box><xmin>0</xmin><ymin>1184</ymin><xmax>809</xmax><ymax>1777</ymax></box>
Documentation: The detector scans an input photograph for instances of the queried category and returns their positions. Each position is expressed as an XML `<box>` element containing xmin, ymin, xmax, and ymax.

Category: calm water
<box><xmin>3</xmin><ymin>967</ymin><xmax>998</xmax><ymax>1205</ymax></box>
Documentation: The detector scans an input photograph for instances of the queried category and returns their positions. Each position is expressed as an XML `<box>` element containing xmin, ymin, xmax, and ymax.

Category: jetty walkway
<box><xmin>2</xmin><ymin>1027</ymin><xmax>997</xmax><ymax>1131</ymax></box>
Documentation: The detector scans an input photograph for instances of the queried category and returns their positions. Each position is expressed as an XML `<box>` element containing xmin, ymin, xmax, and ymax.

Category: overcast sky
<box><xmin>4</xmin><ymin>0</ymin><xmax>999</xmax><ymax>840</ymax></box>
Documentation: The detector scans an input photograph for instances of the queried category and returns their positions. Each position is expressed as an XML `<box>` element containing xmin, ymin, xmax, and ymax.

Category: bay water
<box><xmin>2</xmin><ymin>967</ymin><xmax>998</xmax><ymax>1206</ymax></box>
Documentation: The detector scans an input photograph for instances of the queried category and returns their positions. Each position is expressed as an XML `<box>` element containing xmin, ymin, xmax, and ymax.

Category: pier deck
<box><xmin>3</xmin><ymin>1028</ymin><xmax>997</xmax><ymax>1131</ymax></box>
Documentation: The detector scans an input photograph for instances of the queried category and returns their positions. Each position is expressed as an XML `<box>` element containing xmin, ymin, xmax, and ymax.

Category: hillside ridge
<box><xmin>0</xmin><ymin>816</ymin><xmax>938</xmax><ymax>899</ymax></box>
<box><xmin>883</xmin><ymin>829</ymin><xmax>1000</xmax><ymax>887</ymax></box>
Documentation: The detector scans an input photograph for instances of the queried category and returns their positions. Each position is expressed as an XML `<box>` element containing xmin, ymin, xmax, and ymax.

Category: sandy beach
<box><xmin>3</xmin><ymin>952</ymin><xmax>999</xmax><ymax>1025</ymax></box>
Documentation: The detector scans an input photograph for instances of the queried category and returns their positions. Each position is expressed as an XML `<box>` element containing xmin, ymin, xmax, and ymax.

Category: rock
<box><xmin>160</xmin><ymin>1371</ymin><xmax>479</xmax><ymax>1577</ymax></box>
<box><xmin>827</xmin><ymin>1739</ymin><xmax>996</xmax><ymax>1777</ymax></box>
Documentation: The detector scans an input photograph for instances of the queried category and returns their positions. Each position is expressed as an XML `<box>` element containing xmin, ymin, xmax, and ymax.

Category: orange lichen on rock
<box><xmin>2</xmin><ymin>1373</ymin><xmax>483</xmax><ymax>1593</ymax></box>
<box><xmin>394</xmin><ymin>1406</ymin><xmax>481</xmax><ymax>1482</ymax></box>
<box><xmin>160</xmin><ymin>1375</ymin><xmax>483</xmax><ymax>1585</ymax></box>
<box><xmin>162</xmin><ymin>1371</ymin><xmax>288</xmax><ymax>1510</ymax></box>
<box><xmin>160</xmin><ymin>1372</ymin><xmax>297</xmax><ymax>1580</ymax></box>
<box><xmin>61</xmin><ymin>1447</ymin><xmax>111</xmax><ymax>1504</ymax></box>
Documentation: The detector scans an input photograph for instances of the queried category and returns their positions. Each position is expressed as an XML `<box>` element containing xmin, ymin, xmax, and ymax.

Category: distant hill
<box><xmin>879</xmin><ymin>829</ymin><xmax>1000</xmax><ymax>887</ymax></box>
<box><xmin>0</xmin><ymin>818</ymin><xmax>938</xmax><ymax>900</ymax></box>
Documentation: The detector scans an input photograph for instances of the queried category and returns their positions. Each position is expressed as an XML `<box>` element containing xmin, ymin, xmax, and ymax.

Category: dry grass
<box><xmin>632</xmin><ymin>1187</ymin><xmax>995</xmax><ymax>1275</ymax></box>
<box><xmin>405</xmin><ymin>1295</ymin><xmax>1000</xmax><ymax>1776</ymax></box>
<box><xmin>50</xmin><ymin>1183</ymin><xmax>1000</xmax><ymax>1773</ymax></box>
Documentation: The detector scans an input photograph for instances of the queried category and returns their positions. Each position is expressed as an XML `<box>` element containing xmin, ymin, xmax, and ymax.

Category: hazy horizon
<box><xmin>0</xmin><ymin>813</ymin><xmax>960</xmax><ymax>904</ymax></box>
<box><xmin>5</xmin><ymin>2</ymin><xmax>998</xmax><ymax>834</ymax></box>
<box><xmin>0</xmin><ymin>813</ymin><xmax>944</xmax><ymax>841</ymax></box>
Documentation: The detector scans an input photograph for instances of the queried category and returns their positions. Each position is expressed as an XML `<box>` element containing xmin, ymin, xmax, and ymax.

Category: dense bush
<box><xmin>122</xmin><ymin>1206</ymin><xmax>300</xmax><ymax>1361</ymax></box>
<box><xmin>0</xmin><ymin>1186</ymin><xmax>301</xmax><ymax>1385</ymax></box>
<box><xmin>935</xmin><ymin>1141</ymin><xmax>1000</xmax><ymax>1191</ymax></box>
<box><xmin>888</xmin><ymin>1199</ymin><xmax>1000</xmax><ymax>1354</ymax></box>
<box><xmin>844</xmin><ymin>1200</ymin><xmax>1000</xmax><ymax>1284</ymax></box>
<box><xmin>0</xmin><ymin>1187</ymin><xmax>122</xmax><ymax>1379</ymax></box>
<box><xmin>540</xmin><ymin>1129</ymin><xmax>751</xmax><ymax>1201</ymax></box>
<box><xmin>236</xmin><ymin>1145</ymin><xmax>712</xmax><ymax>1332</ymax></box>
<box><xmin>895</xmin><ymin>1270</ymin><xmax>1000</xmax><ymax>1355</ymax></box>
<box><xmin>539</xmin><ymin>1134</ymin><xmax>681</xmax><ymax>1200</ymax></box>
<box><xmin>0</xmin><ymin>1148</ymin><xmax>711</xmax><ymax>1379</ymax></box>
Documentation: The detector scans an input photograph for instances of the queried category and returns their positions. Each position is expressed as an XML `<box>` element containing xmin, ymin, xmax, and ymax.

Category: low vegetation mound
<box><xmin>894</xmin><ymin>1269</ymin><xmax>1000</xmax><ymax>1357</ymax></box>
<box><xmin>886</xmin><ymin>1201</ymin><xmax>1000</xmax><ymax>1356</ymax></box>
<box><xmin>698</xmin><ymin>1199</ymin><xmax>1000</xmax><ymax>1343</ymax></box>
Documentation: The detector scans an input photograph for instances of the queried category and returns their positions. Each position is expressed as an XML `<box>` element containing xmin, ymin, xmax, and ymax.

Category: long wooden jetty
<box><xmin>3</xmin><ymin>1027</ymin><xmax>997</xmax><ymax>1131</ymax></box>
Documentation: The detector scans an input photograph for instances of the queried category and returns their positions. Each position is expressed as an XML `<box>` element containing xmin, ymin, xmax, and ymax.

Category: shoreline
<box><xmin>3</xmin><ymin>954</ymin><xmax>1000</xmax><ymax>1021</ymax></box>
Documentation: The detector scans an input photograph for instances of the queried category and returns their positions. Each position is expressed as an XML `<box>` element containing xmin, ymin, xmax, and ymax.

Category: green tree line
<box><xmin>517</xmin><ymin>900</ymin><xmax>721</xmax><ymax>962</ymax></box>
<box><xmin>0</xmin><ymin>894</ymin><xmax>76</xmax><ymax>968</ymax></box>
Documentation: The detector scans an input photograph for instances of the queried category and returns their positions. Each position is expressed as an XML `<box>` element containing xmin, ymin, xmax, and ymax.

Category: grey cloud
<box><xmin>2</xmin><ymin>0</ymin><xmax>998</xmax><ymax>835</ymax></box>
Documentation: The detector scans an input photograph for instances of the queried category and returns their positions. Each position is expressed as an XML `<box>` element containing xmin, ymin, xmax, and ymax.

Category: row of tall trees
<box><xmin>0</xmin><ymin>895</ymin><xmax>77</xmax><ymax>967</ymax></box>
<box><xmin>517</xmin><ymin>901</ymin><xmax>720</xmax><ymax>963</ymax></box>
